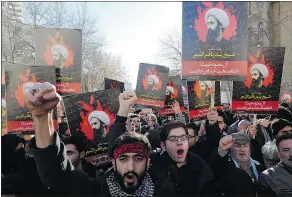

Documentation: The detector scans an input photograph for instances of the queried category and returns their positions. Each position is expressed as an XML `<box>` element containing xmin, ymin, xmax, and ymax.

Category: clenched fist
<box><xmin>218</xmin><ymin>135</ymin><xmax>234</xmax><ymax>152</ymax></box>
<box><xmin>119</xmin><ymin>91</ymin><xmax>137</xmax><ymax>109</ymax></box>
<box><xmin>207</xmin><ymin>107</ymin><xmax>218</xmax><ymax>125</ymax></box>
<box><xmin>247</xmin><ymin>125</ymin><xmax>257</xmax><ymax>138</ymax></box>
<box><xmin>24</xmin><ymin>82</ymin><xmax>61</xmax><ymax>117</ymax></box>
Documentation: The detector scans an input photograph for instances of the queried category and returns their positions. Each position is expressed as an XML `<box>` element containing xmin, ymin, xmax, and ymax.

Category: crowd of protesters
<box><xmin>1</xmin><ymin>82</ymin><xmax>292</xmax><ymax>197</ymax></box>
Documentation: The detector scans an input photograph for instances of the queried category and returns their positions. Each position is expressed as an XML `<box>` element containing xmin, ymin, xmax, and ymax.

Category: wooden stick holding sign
<box><xmin>210</xmin><ymin>81</ymin><xmax>215</xmax><ymax>108</ymax></box>
<box><xmin>252</xmin><ymin>114</ymin><xmax>257</xmax><ymax>139</ymax></box>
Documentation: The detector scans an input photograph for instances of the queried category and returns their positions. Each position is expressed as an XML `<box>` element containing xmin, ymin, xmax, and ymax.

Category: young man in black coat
<box><xmin>189</xmin><ymin>108</ymin><xmax>225</xmax><ymax>162</ymax></box>
<box><xmin>108</xmin><ymin>92</ymin><xmax>221</xmax><ymax>197</ymax></box>
<box><xmin>24</xmin><ymin>82</ymin><xmax>174</xmax><ymax>197</ymax></box>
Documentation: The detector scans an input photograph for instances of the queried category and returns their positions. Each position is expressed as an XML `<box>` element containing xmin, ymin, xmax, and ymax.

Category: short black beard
<box><xmin>148</xmin><ymin>83</ymin><xmax>155</xmax><ymax>91</ymax></box>
<box><xmin>93</xmin><ymin>126</ymin><xmax>107</xmax><ymax>142</ymax></box>
<box><xmin>206</xmin><ymin>22</ymin><xmax>221</xmax><ymax>41</ymax></box>
<box><xmin>53</xmin><ymin>58</ymin><xmax>63</xmax><ymax>67</ymax></box>
<box><xmin>251</xmin><ymin>78</ymin><xmax>262</xmax><ymax>89</ymax></box>
<box><xmin>115</xmin><ymin>163</ymin><xmax>147</xmax><ymax>194</ymax></box>
<box><xmin>165</xmin><ymin>94</ymin><xmax>174</xmax><ymax>106</ymax></box>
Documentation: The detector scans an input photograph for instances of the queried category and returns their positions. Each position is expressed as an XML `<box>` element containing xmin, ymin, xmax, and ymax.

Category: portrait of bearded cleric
<box><xmin>87</xmin><ymin>111</ymin><xmax>109</xmax><ymax>143</ymax></box>
<box><xmin>165</xmin><ymin>86</ymin><xmax>175</xmax><ymax>107</ymax></box>
<box><xmin>51</xmin><ymin>45</ymin><xmax>69</xmax><ymax>69</ymax></box>
<box><xmin>250</xmin><ymin>64</ymin><xmax>269</xmax><ymax>89</ymax></box>
<box><xmin>205</xmin><ymin>8</ymin><xmax>230</xmax><ymax>42</ymax></box>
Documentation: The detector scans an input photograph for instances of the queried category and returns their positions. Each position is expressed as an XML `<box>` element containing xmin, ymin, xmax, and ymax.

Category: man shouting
<box><xmin>24</xmin><ymin>82</ymin><xmax>173</xmax><ymax>197</ymax></box>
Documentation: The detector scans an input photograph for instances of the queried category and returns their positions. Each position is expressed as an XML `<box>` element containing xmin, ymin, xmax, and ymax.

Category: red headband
<box><xmin>113</xmin><ymin>142</ymin><xmax>150</xmax><ymax>160</ymax></box>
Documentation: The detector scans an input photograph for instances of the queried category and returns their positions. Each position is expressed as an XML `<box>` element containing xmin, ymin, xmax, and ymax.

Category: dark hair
<box><xmin>217</xmin><ymin>110</ymin><xmax>227</xmax><ymax>123</ymax></box>
<box><xmin>280</xmin><ymin>103</ymin><xmax>289</xmax><ymax>108</ymax></box>
<box><xmin>58</xmin><ymin>122</ymin><xmax>69</xmax><ymax>135</ymax></box>
<box><xmin>62</xmin><ymin>135</ymin><xmax>86</xmax><ymax>152</ymax></box>
<box><xmin>146</xmin><ymin>130</ymin><xmax>161</xmax><ymax>150</ymax></box>
<box><xmin>129</xmin><ymin>114</ymin><xmax>139</xmax><ymax>119</ymax></box>
<box><xmin>160</xmin><ymin>121</ymin><xmax>188</xmax><ymax>142</ymax></box>
<box><xmin>269</xmin><ymin>114</ymin><xmax>277</xmax><ymax>121</ymax></box>
<box><xmin>109</xmin><ymin>132</ymin><xmax>151</xmax><ymax>158</ymax></box>
<box><xmin>276</xmin><ymin>132</ymin><xmax>292</xmax><ymax>149</ymax></box>
<box><xmin>134</xmin><ymin>109</ymin><xmax>142</xmax><ymax>114</ymax></box>
<box><xmin>186</xmin><ymin>122</ymin><xmax>199</xmax><ymax>136</ymax></box>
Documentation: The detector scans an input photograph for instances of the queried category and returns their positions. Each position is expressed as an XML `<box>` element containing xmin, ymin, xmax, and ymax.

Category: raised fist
<box><xmin>248</xmin><ymin>125</ymin><xmax>257</xmax><ymax>138</ymax></box>
<box><xmin>24</xmin><ymin>82</ymin><xmax>61</xmax><ymax>117</ymax></box>
<box><xmin>119</xmin><ymin>91</ymin><xmax>137</xmax><ymax>109</ymax></box>
<box><xmin>219</xmin><ymin>135</ymin><xmax>234</xmax><ymax>152</ymax></box>
<box><xmin>207</xmin><ymin>107</ymin><xmax>218</xmax><ymax>125</ymax></box>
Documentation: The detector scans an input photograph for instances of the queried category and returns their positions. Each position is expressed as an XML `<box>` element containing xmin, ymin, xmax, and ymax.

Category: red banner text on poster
<box><xmin>158</xmin><ymin>107</ymin><xmax>185</xmax><ymax>116</ymax></box>
<box><xmin>182</xmin><ymin>61</ymin><xmax>247</xmax><ymax>76</ymax></box>
<box><xmin>189</xmin><ymin>106</ymin><xmax>222</xmax><ymax>120</ymax></box>
<box><xmin>7</xmin><ymin>120</ymin><xmax>58</xmax><ymax>133</ymax></box>
<box><xmin>189</xmin><ymin>108</ymin><xmax>209</xmax><ymax>120</ymax></box>
<box><xmin>232</xmin><ymin>101</ymin><xmax>279</xmax><ymax>112</ymax></box>
<box><xmin>56</xmin><ymin>82</ymin><xmax>81</xmax><ymax>94</ymax></box>
<box><xmin>135</xmin><ymin>98</ymin><xmax>164</xmax><ymax>108</ymax></box>
<box><xmin>158</xmin><ymin>108</ymin><xmax>175</xmax><ymax>116</ymax></box>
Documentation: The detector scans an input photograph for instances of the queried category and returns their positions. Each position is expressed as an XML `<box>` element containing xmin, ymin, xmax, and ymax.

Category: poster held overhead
<box><xmin>232</xmin><ymin>47</ymin><xmax>285</xmax><ymax>114</ymax></box>
<box><xmin>62</xmin><ymin>89</ymin><xmax>120</xmax><ymax>167</ymax></box>
<box><xmin>5</xmin><ymin>63</ymin><xmax>57</xmax><ymax>134</ymax></box>
<box><xmin>104</xmin><ymin>78</ymin><xmax>125</xmax><ymax>93</ymax></box>
<box><xmin>182</xmin><ymin>2</ymin><xmax>248</xmax><ymax>81</ymax></box>
<box><xmin>188</xmin><ymin>80</ymin><xmax>221</xmax><ymax>120</ymax></box>
<box><xmin>135</xmin><ymin>63</ymin><xmax>169</xmax><ymax>108</ymax></box>
<box><xmin>181</xmin><ymin>79</ymin><xmax>189</xmax><ymax>108</ymax></box>
<box><xmin>158</xmin><ymin>75</ymin><xmax>185</xmax><ymax>116</ymax></box>
<box><xmin>35</xmin><ymin>28</ymin><xmax>82</xmax><ymax>95</ymax></box>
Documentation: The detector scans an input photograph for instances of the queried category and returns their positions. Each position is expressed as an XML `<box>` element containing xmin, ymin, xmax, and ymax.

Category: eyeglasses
<box><xmin>188</xmin><ymin>135</ymin><xmax>196</xmax><ymax>139</ymax></box>
<box><xmin>167</xmin><ymin>135</ymin><xmax>188</xmax><ymax>142</ymax></box>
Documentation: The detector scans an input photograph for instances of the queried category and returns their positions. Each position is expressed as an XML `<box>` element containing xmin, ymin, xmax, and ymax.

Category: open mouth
<box><xmin>125</xmin><ymin>174</ymin><xmax>136</xmax><ymax>183</ymax></box>
<box><xmin>177</xmin><ymin>149</ymin><xmax>184</xmax><ymax>156</ymax></box>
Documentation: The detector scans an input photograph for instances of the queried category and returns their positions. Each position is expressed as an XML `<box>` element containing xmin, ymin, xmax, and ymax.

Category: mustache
<box><xmin>288</xmin><ymin>157</ymin><xmax>292</xmax><ymax>161</ymax></box>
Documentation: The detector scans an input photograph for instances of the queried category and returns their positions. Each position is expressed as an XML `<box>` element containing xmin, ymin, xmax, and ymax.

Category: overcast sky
<box><xmin>86</xmin><ymin>2</ymin><xmax>182</xmax><ymax>87</ymax></box>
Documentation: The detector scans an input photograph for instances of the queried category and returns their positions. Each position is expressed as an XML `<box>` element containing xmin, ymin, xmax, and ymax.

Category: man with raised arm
<box><xmin>24</xmin><ymin>82</ymin><xmax>173</xmax><ymax>197</ymax></box>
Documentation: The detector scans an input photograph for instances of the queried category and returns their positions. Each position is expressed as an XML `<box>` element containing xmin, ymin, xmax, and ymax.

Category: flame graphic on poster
<box><xmin>78</xmin><ymin>95</ymin><xmax>115</xmax><ymax>140</ymax></box>
<box><xmin>167</xmin><ymin>81</ymin><xmax>179</xmax><ymax>99</ymax></box>
<box><xmin>15</xmin><ymin>68</ymin><xmax>37</xmax><ymax>108</ymax></box>
<box><xmin>244</xmin><ymin>48</ymin><xmax>275</xmax><ymax>88</ymax></box>
<box><xmin>193</xmin><ymin>2</ymin><xmax>238</xmax><ymax>42</ymax></box>
<box><xmin>44</xmin><ymin>32</ymin><xmax>74</xmax><ymax>68</ymax></box>
<box><xmin>194</xmin><ymin>81</ymin><xmax>213</xmax><ymax>99</ymax></box>
<box><xmin>142</xmin><ymin>67</ymin><xmax>163</xmax><ymax>91</ymax></box>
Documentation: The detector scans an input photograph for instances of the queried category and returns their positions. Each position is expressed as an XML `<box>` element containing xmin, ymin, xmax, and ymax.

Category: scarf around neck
<box><xmin>106</xmin><ymin>172</ymin><xmax>155</xmax><ymax>197</ymax></box>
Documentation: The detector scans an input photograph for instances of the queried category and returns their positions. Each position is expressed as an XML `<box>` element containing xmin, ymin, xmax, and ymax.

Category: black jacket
<box><xmin>190</xmin><ymin>120</ymin><xmax>222</xmax><ymax>163</ymax></box>
<box><xmin>82</xmin><ymin>159</ymin><xmax>98</xmax><ymax>178</ymax></box>
<box><xmin>208</xmin><ymin>149</ymin><xmax>266</xmax><ymax>197</ymax></box>
<box><xmin>30</xmin><ymin>132</ymin><xmax>174</xmax><ymax>197</ymax></box>
<box><xmin>1</xmin><ymin>156</ymin><xmax>55</xmax><ymax>197</ymax></box>
<box><xmin>108</xmin><ymin>115</ymin><xmax>222</xmax><ymax>197</ymax></box>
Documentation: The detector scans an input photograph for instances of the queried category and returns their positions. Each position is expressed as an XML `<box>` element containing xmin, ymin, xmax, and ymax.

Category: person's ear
<box><xmin>277</xmin><ymin>152</ymin><xmax>281</xmax><ymax>160</ymax></box>
<box><xmin>80</xmin><ymin>151</ymin><xmax>86</xmax><ymax>159</ymax></box>
<box><xmin>160</xmin><ymin>141</ymin><xmax>166</xmax><ymax>151</ymax></box>
<box><xmin>112</xmin><ymin>159</ymin><xmax>116</xmax><ymax>171</ymax></box>
<box><xmin>147</xmin><ymin>158</ymin><xmax>151</xmax><ymax>170</ymax></box>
